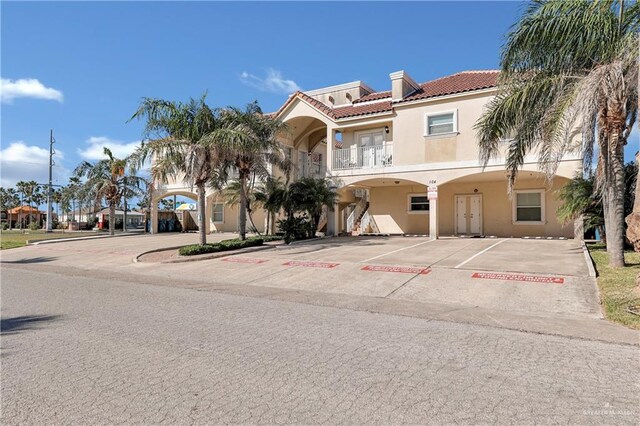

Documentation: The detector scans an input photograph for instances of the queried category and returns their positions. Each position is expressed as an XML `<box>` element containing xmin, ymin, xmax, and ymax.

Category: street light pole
<box><xmin>45</xmin><ymin>129</ymin><xmax>55</xmax><ymax>233</ymax></box>
<box><xmin>122</xmin><ymin>176</ymin><xmax>127</xmax><ymax>233</ymax></box>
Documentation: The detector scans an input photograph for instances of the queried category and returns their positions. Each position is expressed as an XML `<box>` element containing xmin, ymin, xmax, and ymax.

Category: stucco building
<box><xmin>152</xmin><ymin>69</ymin><xmax>581</xmax><ymax>238</ymax></box>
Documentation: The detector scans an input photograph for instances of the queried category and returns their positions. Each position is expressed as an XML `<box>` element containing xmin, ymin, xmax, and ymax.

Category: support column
<box><xmin>150</xmin><ymin>192</ymin><xmax>158</xmax><ymax>234</ymax></box>
<box><xmin>327</xmin><ymin>205</ymin><xmax>340</xmax><ymax>237</ymax></box>
<box><xmin>429</xmin><ymin>196</ymin><xmax>439</xmax><ymax>240</ymax></box>
<box><xmin>325</xmin><ymin>127</ymin><xmax>334</xmax><ymax>176</ymax></box>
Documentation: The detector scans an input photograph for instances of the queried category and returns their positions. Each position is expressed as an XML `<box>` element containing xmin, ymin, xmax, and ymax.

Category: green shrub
<box><xmin>179</xmin><ymin>237</ymin><xmax>264</xmax><ymax>256</ymax></box>
<box><xmin>0</xmin><ymin>222</ymin><xmax>8</xmax><ymax>231</ymax></box>
<box><xmin>28</xmin><ymin>222</ymin><xmax>40</xmax><ymax>231</ymax></box>
<box><xmin>277</xmin><ymin>216</ymin><xmax>314</xmax><ymax>244</ymax></box>
<box><xmin>261</xmin><ymin>235</ymin><xmax>284</xmax><ymax>242</ymax></box>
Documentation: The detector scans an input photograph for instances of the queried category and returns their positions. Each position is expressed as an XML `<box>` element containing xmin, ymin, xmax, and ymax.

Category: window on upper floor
<box><xmin>425</xmin><ymin>110</ymin><xmax>458</xmax><ymax>136</ymax></box>
<box><xmin>513</xmin><ymin>189</ymin><xmax>545</xmax><ymax>224</ymax></box>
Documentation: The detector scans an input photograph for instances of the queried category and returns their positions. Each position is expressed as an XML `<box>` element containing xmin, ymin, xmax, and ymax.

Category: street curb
<box><xmin>132</xmin><ymin>245</ymin><xmax>186</xmax><ymax>263</ymax></box>
<box><xmin>581</xmin><ymin>241</ymin><xmax>597</xmax><ymax>278</ymax></box>
<box><xmin>134</xmin><ymin>243</ymin><xmax>280</xmax><ymax>264</ymax></box>
<box><xmin>581</xmin><ymin>241</ymin><xmax>605</xmax><ymax>320</ymax></box>
<box><xmin>28</xmin><ymin>232</ymin><xmax>144</xmax><ymax>246</ymax></box>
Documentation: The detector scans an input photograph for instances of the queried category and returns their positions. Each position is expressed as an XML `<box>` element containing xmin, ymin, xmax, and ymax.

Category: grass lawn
<box><xmin>0</xmin><ymin>230</ymin><xmax>101</xmax><ymax>250</ymax></box>
<box><xmin>588</xmin><ymin>243</ymin><xmax>640</xmax><ymax>329</ymax></box>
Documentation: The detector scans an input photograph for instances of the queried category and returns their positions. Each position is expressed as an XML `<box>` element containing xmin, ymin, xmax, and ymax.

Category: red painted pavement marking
<box><xmin>282</xmin><ymin>260</ymin><xmax>339</xmax><ymax>269</ymax></box>
<box><xmin>471</xmin><ymin>272</ymin><xmax>564</xmax><ymax>284</ymax></box>
<box><xmin>362</xmin><ymin>265</ymin><xmax>432</xmax><ymax>275</ymax></box>
<box><xmin>222</xmin><ymin>257</ymin><xmax>268</xmax><ymax>264</ymax></box>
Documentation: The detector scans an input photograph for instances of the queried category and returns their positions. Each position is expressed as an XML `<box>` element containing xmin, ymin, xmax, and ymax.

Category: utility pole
<box><xmin>45</xmin><ymin>129</ymin><xmax>55</xmax><ymax>232</ymax></box>
<box><xmin>123</xmin><ymin>175</ymin><xmax>128</xmax><ymax>233</ymax></box>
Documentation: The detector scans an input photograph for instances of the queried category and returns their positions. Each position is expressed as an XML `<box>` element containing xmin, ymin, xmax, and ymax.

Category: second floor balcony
<box><xmin>332</xmin><ymin>143</ymin><xmax>393</xmax><ymax>171</ymax></box>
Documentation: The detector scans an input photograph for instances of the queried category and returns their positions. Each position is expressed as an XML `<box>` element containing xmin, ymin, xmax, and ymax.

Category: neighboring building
<box><xmin>97</xmin><ymin>208</ymin><xmax>145</xmax><ymax>228</ymax></box>
<box><xmin>59</xmin><ymin>208</ymin><xmax>99</xmax><ymax>224</ymax></box>
<box><xmin>153</xmin><ymin>69</ymin><xmax>581</xmax><ymax>238</ymax></box>
<box><xmin>4</xmin><ymin>206</ymin><xmax>47</xmax><ymax>228</ymax></box>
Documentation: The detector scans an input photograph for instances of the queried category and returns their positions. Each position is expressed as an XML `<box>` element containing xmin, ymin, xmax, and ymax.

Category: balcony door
<box><xmin>359</xmin><ymin>131</ymin><xmax>384</xmax><ymax>168</ymax></box>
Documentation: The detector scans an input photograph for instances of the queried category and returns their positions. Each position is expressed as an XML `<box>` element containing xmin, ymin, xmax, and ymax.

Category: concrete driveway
<box><xmin>1</xmin><ymin>234</ymin><xmax>600</xmax><ymax>322</ymax></box>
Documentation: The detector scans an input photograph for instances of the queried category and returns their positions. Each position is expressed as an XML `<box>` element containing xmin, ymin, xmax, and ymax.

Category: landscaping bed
<box><xmin>137</xmin><ymin>236</ymin><xmax>283</xmax><ymax>263</ymax></box>
<box><xmin>588</xmin><ymin>243</ymin><xmax>640</xmax><ymax>329</ymax></box>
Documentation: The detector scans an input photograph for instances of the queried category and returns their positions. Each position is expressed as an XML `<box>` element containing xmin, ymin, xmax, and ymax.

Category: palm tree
<box><xmin>288</xmin><ymin>177</ymin><xmax>338</xmax><ymax>232</ymax></box>
<box><xmin>254</xmin><ymin>176</ymin><xmax>287</xmax><ymax>235</ymax></box>
<box><xmin>208</xmin><ymin>101</ymin><xmax>288</xmax><ymax>240</ymax></box>
<box><xmin>18</xmin><ymin>180</ymin><xmax>40</xmax><ymax>225</ymax></box>
<box><xmin>0</xmin><ymin>187</ymin><xmax>20</xmax><ymax>229</ymax></box>
<box><xmin>556</xmin><ymin>172</ymin><xmax>605</xmax><ymax>242</ymax></box>
<box><xmin>475</xmin><ymin>0</ymin><xmax>638</xmax><ymax>267</ymax></box>
<box><xmin>74</xmin><ymin>147</ymin><xmax>143</xmax><ymax>236</ymax></box>
<box><xmin>129</xmin><ymin>94</ymin><xmax>220</xmax><ymax>245</ymax></box>
<box><xmin>52</xmin><ymin>188</ymin><xmax>63</xmax><ymax>227</ymax></box>
<box><xmin>222</xmin><ymin>178</ymin><xmax>263</xmax><ymax>234</ymax></box>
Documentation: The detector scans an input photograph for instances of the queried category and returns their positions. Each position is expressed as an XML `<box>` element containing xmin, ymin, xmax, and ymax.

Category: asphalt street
<box><xmin>2</xmin><ymin>267</ymin><xmax>638</xmax><ymax>425</ymax></box>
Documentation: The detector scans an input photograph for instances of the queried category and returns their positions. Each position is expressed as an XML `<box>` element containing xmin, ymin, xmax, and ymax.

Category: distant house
<box><xmin>59</xmin><ymin>208</ymin><xmax>99</xmax><ymax>224</ymax></box>
<box><xmin>4</xmin><ymin>206</ymin><xmax>47</xmax><ymax>228</ymax></box>
<box><xmin>97</xmin><ymin>208</ymin><xmax>145</xmax><ymax>228</ymax></box>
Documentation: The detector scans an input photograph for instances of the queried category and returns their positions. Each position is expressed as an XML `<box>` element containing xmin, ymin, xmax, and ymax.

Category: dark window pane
<box><xmin>516</xmin><ymin>207</ymin><xmax>541</xmax><ymax>221</ymax></box>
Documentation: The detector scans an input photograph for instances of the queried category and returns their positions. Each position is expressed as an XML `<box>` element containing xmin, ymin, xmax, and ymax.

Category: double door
<box><xmin>455</xmin><ymin>195</ymin><xmax>482</xmax><ymax>235</ymax></box>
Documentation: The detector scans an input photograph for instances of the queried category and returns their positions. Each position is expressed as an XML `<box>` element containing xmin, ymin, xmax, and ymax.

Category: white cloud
<box><xmin>0</xmin><ymin>141</ymin><xmax>69</xmax><ymax>188</ymax></box>
<box><xmin>239</xmin><ymin>68</ymin><xmax>301</xmax><ymax>94</ymax></box>
<box><xmin>78</xmin><ymin>136</ymin><xmax>141</xmax><ymax>160</ymax></box>
<box><xmin>1</xmin><ymin>78</ymin><xmax>64</xmax><ymax>104</ymax></box>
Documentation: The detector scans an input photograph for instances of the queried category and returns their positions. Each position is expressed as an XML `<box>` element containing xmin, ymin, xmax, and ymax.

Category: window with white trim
<box><xmin>212</xmin><ymin>203</ymin><xmax>224</xmax><ymax>223</ymax></box>
<box><xmin>408</xmin><ymin>194</ymin><xmax>430</xmax><ymax>213</ymax></box>
<box><xmin>425</xmin><ymin>110</ymin><xmax>457</xmax><ymax>136</ymax></box>
<box><xmin>513</xmin><ymin>190</ymin><xmax>545</xmax><ymax>224</ymax></box>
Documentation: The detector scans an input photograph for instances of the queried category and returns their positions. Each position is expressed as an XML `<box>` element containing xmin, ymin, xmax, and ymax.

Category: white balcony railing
<box><xmin>332</xmin><ymin>143</ymin><xmax>393</xmax><ymax>170</ymax></box>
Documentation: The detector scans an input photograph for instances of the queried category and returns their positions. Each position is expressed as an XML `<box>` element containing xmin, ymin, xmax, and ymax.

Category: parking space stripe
<box><xmin>454</xmin><ymin>239</ymin><xmax>507</xmax><ymax>269</ymax></box>
<box><xmin>282</xmin><ymin>260</ymin><xmax>339</xmax><ymax>268</ymax></box>
<box><xmin>471</xmin><ymin>272</ymin><xmax>564</xmax><ymax>284</ymax></box>
<box><xmin>361</xmin><ymin>239</ymin><xmax>436</xmax><ymax>262</ymax></box>
<box><xmin>362</xmin><ymin>265</ymin><xmax>431</xmax><ymax>275</ymax></box>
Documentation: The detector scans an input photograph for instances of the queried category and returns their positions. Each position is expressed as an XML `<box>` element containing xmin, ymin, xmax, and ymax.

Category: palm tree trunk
<box><xmin>109</xmin><ymin>202</ymin><xmax>116</xmax><ymax>236</ymax></box>
<box><xmin>239</xmin><ymin>176</ymin><xmax>247</xmax><ymax>241</ymax></box>
<box><xmin>602</xmin><ymin>129</ymin><xmax>626</xmax><ymax>268</ymax></box>
<box><xmin>197</xmin><ymin>183</ymin><xmax>207</xmax><ymax>245</ymax></box>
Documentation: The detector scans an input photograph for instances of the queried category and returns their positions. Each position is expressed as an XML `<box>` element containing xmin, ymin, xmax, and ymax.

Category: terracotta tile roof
<box><xmin>353</xmin><ymin>90</ymin><xmax>392</xmax><ymax>103</ymax></box>
<box><xmin>398</xmin><ymin>70</ymin><xmax>499</xmax><ymax>103</ymax></box>
<box><xmin>272</xmin><ymin>70</ymin><xmax>499</xmax><ymax>120</ymax></box>
<box><xmin>332</xmin><ymin>101</ymin><xmax>393</xmax><ymax>119</ymax></box>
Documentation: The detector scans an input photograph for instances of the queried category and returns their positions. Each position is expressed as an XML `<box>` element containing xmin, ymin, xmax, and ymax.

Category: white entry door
<box><xmin>455</xmin><ymin>195</ymin><xmax>482</xmax><ymax>235</ymax></box>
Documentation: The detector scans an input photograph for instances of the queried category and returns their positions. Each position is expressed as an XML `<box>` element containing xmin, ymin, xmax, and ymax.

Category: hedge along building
<box><xmin>271</xmin><ymin>70</ymin><xmax>581</xmax><ymax>238</ymax></box>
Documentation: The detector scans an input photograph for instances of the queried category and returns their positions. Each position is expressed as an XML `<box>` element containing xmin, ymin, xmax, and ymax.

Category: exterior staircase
<box><xmin>350</xmin><ymin>202</ymin><xmax>369</xmax><ymax>235</ymax></box>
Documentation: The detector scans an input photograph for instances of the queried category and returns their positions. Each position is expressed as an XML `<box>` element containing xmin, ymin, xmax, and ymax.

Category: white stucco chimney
<box><xmin>389</xmin><ymin>70</ymin><xmax>420</xmax><ymax>101</ymax></box>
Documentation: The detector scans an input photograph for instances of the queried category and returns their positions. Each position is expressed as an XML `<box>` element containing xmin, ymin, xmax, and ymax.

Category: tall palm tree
<box><xmin>0</xmin><ymin>187</ymin><xmax>20</xmax><ymax>230</ymax></box>
<box><xmin>208</xmin><ymin>101</ymin><xmax>288</xmax><ymax>240</ymax></box>
<box><xmin>129</xmin><ymin>94</ymin><xmax>221</xmax><ymax>245</ymax></box>
<box><xmin>254</xmin><ymin>176</ymin><xmax>287</xmax><ymax>235</ymax></box>
<box><xmin>475</xmin><ymin>0</ymin><xmax>638</xmax><ymax>267</ymax></box>
<box><xmin>19</xmin><ymin>180</ymin><xmax>40</xmax><ymax>225</ymax></box>
<box><xmin>74</xmin><ymin>147</ymin><xmax>143</xmax><ymax>236</ymax></box>
<box><xmin>222</xmin><ymin>177</ymin><xmax>263</xmax><ymax>234</ymax></box>
<box><xmin>288</xmin><ymin>177</ymin><xmax>338</xmax><ymax>232</ymax></box>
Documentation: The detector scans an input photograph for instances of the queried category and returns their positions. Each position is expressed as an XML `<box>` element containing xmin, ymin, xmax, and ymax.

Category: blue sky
<box><xmin>1</xmin><ymin>1</ymin><xmax>635</xmax><ymax>191</ymax></box>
